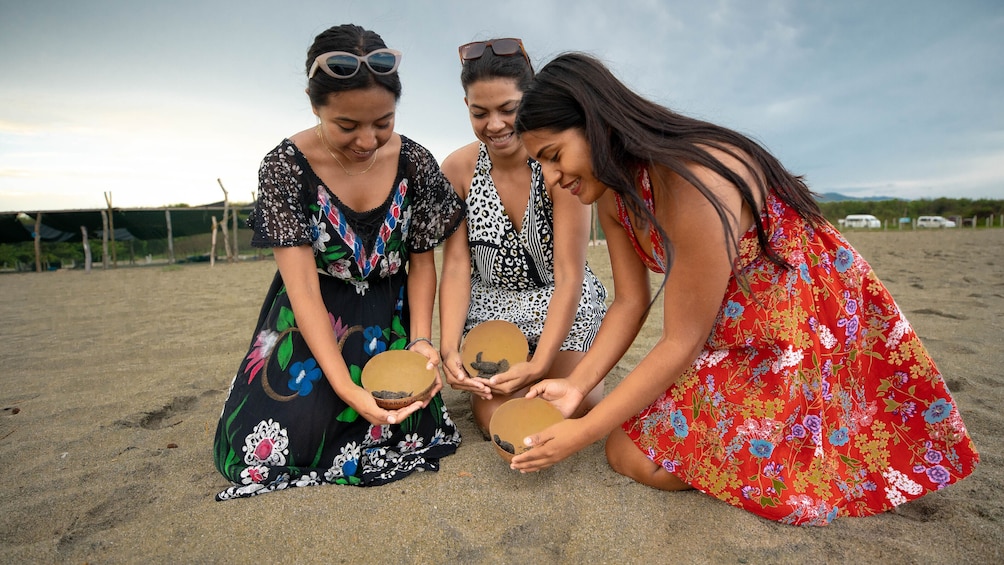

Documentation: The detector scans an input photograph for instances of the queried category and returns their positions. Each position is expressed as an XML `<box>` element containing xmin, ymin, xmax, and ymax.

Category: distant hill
<box><xmin>814</xmin><ymin>192</ymin><xmax>899</xmax><ymax>202</ymax></box>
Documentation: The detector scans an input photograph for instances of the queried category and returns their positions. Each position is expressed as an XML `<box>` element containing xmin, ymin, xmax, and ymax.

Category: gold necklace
<box><xmin>315</xmin><ymin>124</ymin><xmax>379</xmax><ymax>176</ymax></box>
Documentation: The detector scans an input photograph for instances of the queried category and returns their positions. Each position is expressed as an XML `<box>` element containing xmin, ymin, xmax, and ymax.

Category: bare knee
<box><xmin>605</xmin><ymin>428</ymin><xmax>692</xmax><ymax>491</ymax></box>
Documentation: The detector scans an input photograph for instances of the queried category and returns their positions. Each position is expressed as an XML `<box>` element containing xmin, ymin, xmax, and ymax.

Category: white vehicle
<box><xmin>838</xmin><ymin>214</ymin><xmax>882</xmax><ymax>229</ymax></box>
<box><xmin>917</xmin><ymin>216</ymin><xmax>957</xmax><ymax>228</ymax></box>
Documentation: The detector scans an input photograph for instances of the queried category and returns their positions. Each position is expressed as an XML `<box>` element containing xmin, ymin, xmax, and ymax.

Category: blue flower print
<box><xmin>829</xmin><ymin>427</ymin><xmax>850</xmax><ymax>446</ymax></box>
<box><xmin>798</xmin><ymin>263</ymin><xmax>812</xmax><ymax>284</ymax></box>
<box><xmin>825</xmin><ymin>506</ymin><xmax>839</xmax><ymax>524</ymax></box>
<box><xmin>724</xmin><ymin>301</ymin><xmax>744</xmax><ymax>320</ymax></box>
<box><xmin>288</xmin><ymin>358</ymin><xmax>322</xmax><ymax>396</ymax></box>
<box><xmin>363</xmin><ymin>326</ymin><xmax>387</xmax><ymax>356</ymax></box>
<box><xmin>834</xmin><ymin>246</ymin><xmax>853</xmax><ymax>273</ymax></box>
<box><xmin>670</xmin><ymin>409</ymin><xmax>689</xmax><ymax>438</ymax></box>
<box><xmin>341</xmin><ymin>458</ymin><xmax>358</xmax><ymax>477</ymax></box>
<box><xmin>923</xmin><ymin>398</ymin><xmax>952</xmax><ymax>424</ymax></box>
<box><xmin>309</xmin><ymin>215</ymin><xmax>331</xmax><ymax>252</ymax></box>
<box><xmin>749</xmin><ymin>439</ymin><xmax>775</xmax><ymax>458</ymax></box>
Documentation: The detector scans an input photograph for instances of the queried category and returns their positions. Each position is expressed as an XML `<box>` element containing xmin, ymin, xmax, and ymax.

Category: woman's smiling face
<box><xmin>464</xmin><ymin>77</ymin><xmax>523</xmax><ymax>159</ymax></box>
<box><xmin>520</xmin><ymin>127</ymin><xmax>606</xmax><ymax>204</ymax></box>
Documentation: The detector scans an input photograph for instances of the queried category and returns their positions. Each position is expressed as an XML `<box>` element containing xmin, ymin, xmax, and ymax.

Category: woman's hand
<box><xmin>340</xmin><ymin>383</ymin><xmax>426</xmax><ymax>427</ymax></box>
<box><xmin>408</xmin><ymin>339</ymin><xmax>442</xmax><ymax>373</ymax></box>
<box><xmin>441</xmin><ymin>348</ymin><xmax>493</xmax><ymax>400</ymax></box>
<box><xmin>524</xmin><ymin>378</ymin><xmax>585</xmax><ymax>418</ymax></box>
<box><xmin>509</xmin><ymin>418</ymin><xmax>594</xmax><ymax>472</ymax></box>
<box><xmin>486</xmin><ymin>361</ymin><xmax>539</xmax><ymax>396</ymax></box>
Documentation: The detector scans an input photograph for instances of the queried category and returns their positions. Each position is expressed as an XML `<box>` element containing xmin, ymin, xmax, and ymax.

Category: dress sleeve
<box><xmin>247</xmin><ymin>140</ymin><xmax>314</xmax><ymax>248</ymax></box>
<box><xmin>401</xmin><ymin>137</ymin><xmax>466</xmax><ymax>253</ymax></box>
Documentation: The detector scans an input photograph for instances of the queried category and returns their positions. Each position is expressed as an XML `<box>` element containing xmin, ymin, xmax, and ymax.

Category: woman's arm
<box><xmin>525</xmin><ymin>191</ymin><xmax>652</xmax><ymax>414</ymax></box>
<box><xmin>513</xmin><ymin>164</ymin><xmax>748</xmax><ymax>471</ymax></box>
<box><xmin>274</xmin><ymin>245</ymin><xmax>425</xmax><ymax>425</ymax></box>
<box><xmin>487</xmin><ymin>181</ymin><xmax>592</xmax><ymax>393</ymax></box>
<box><xmin>406</xmin><ymin>249</ymin><xmax>442</xmax><ymax>375</ymax></box>
<box><xmin>437</xmin><ymin>144</ymin><xmax>491</xmax><ymax>397</ymax></box>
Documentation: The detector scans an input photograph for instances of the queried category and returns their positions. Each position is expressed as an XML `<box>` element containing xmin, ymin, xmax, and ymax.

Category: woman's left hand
<box><xmin>508</xmin><ymin>418</ymin><xmax>594</xmax><ymax>473</ymax></box>
<box><xmin>487</xmin><ymin>361</ymin><xmax>538</xmax><ymax>395</ymax></box>
<box><xmin>408</xmin><ymin>339</ymin><xmax>442</xmax><ymax>372</ymax></box>
<box><xmin>405</xmin><ymin>340</ymin><xmax>444</xmax><ymax>400</ymax></box>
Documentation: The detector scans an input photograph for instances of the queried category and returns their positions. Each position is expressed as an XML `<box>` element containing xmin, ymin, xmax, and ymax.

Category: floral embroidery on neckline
<box><xmin>317</xmin><ymin>180</ymin><xmax>407</xmax><ymax>278</ymax></box>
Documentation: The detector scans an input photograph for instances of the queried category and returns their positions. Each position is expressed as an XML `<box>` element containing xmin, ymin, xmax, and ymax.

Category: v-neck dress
<box><xmin>464</xmin><ymin>143</ymin><xmax>607</xmax><ymax>353</ymax></box>
<box><xmin>213</xmin><ymin>136</ymin><xmax>464</xmax><ymax>500</ymax></box>
<box><xmin>614</xmin><ymin>168</ymin><xmax>978</xmax><ymax>525</ymax></box>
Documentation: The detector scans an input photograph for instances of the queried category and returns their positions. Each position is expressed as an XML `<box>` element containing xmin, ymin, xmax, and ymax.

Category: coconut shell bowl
<box><xmin>360</xmin><ymin>349</ymin><xmax>437</xmax><ymax>410</ymax></box>
<box><xmin>488</xmin><ymin>397</ymin><xmax>564</xmax><ymax>463</ymax></box>
<box><xmin>460</xmin><ymin>320</ymin><xmax>529</xmax><ymax>380</ymax></box>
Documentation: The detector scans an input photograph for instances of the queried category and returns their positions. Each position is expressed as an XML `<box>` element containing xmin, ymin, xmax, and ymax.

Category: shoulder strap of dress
<box><xmin>614</xmin><ymin>168</ymin><xmax>666</xmax><ymax>273</ymax></box>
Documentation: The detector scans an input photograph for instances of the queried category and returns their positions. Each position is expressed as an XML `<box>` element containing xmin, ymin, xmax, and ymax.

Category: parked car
<box><xmin>917</xmin><ymin>215</ymin><xmax>957</xmax><ymax>228</ymax></box>
<box><xmin>838</xmin><ymin>214</ymin><xmax>882</xmax><ymax>229</ymax></box>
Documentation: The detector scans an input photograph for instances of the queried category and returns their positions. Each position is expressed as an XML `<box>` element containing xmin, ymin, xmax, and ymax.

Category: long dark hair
<box><xmin>306</xmin><ymin>24</ymin><xmax>402</xmax><ymax>107</ymax></box>
<box><xmin>514</xmin><ymin>52</ymin><xmax>824</xmax><ymax>275</ymax></box>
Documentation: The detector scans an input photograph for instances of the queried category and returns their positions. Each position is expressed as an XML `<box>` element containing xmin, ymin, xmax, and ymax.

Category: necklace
<box><xmin>315</xmin><ymin>125</ymin><xmax>379</xmax><ymax>176</ymax></box>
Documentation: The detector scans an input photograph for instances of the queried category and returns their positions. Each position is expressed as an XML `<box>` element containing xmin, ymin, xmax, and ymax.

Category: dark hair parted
<box><xmin>514</xmin><ymin>52</ymin><xmax>825</xmax><ymax>275</ymax></box>
<box><xmin>460</xmin><ymin>42</ymin><xmax>534</xmax><ymax>94</ymax></box>
<box><xmin>306</xmin><ymin>24</ymin><xmax>402</xmax><ymax>107</ymax></box>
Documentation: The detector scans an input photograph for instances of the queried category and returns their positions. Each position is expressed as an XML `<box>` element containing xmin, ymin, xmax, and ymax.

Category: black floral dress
<box><xmin>213</xmin><ymin>136</ymin><xmax>464</xmax><ymax>500</ymax></box>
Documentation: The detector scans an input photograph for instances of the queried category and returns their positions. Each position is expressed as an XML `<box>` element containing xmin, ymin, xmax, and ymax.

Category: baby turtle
<box><xmin>372</xmin><ymin>390</ymin><xmax>412</xmax><ymax>400</ymax></box>
<box><xmin>493</xmin><ymin>434</ymin><xmax>516</xmax><ymax>455</ymax></box>
<box><xmin>471</xmin><ymin>352</ymin><xmax>509</xmax><ymax>378</ymax></box>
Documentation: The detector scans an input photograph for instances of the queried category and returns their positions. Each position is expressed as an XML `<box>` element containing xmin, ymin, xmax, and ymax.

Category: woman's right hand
<box><xmin>524</xmin><ymin>378</ymin><xmax>585</xmax><ymax>418</ymax></box>
<box><xmin>441</xmin><ymin>349</ymin><xmax>493</xmax><ymax>400</ymax></box>
<box><xmin>342</xmin><ymin>382</ymin><xmax>426</xmax><ymax>427</ymax></box>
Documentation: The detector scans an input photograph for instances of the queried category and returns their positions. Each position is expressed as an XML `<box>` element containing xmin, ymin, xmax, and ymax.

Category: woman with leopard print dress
<box><xmin>439</xmin><ymin>38</ymin><xmax>608</xmax><ymax>435</ymax></box>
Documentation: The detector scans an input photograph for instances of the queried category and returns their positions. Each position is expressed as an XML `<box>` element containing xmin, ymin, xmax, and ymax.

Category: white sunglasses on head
<box><xmin>308</xmin><ymin>49</ymin><xmax>402</xmax><ymax>79</ymax></box>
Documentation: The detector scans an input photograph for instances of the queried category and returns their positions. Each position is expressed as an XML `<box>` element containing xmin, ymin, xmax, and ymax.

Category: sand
<box><xmin>1</xmin><ymin>228</ymin><xmax>1001</xmax><ymax>563</ymax></box>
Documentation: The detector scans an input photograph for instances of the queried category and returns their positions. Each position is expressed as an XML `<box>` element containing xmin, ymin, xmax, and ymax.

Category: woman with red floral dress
<box><xmin>511</xmin><ymin>53</ymin><xmax>978</xmax><ymax>525</ymax></box>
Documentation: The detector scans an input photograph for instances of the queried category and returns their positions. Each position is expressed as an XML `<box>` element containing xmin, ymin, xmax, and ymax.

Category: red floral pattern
<box><xmin>617</xmin><ymin>187</ymin><xmax>979</xmax><ymax>525</ymax></box>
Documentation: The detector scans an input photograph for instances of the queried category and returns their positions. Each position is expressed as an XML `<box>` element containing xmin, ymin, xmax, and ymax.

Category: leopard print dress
<box><xmin>464</xmin><ymin>143</ymin><xmax>607</xmax><ymax>353</ymax></box>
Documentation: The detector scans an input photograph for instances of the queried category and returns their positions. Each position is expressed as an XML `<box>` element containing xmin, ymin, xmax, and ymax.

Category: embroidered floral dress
<box><xmin>213</xmin><ymin>137</ymin><xmax>464</xmax><ymax>500</ymax></box>
<box><xmin>618</xmin><ymin>169</ymin><xmax>979</xmax><ymax>525</ymax></box>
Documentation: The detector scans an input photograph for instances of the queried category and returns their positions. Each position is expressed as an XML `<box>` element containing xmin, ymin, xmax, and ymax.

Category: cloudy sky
<box><xmin>1</xmin><ymin>0</ymin><xmax>1001</xmax><ymax>212</ymax></box>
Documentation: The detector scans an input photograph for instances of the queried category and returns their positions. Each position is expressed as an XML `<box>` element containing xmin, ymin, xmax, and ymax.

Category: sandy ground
<box><xmin>0</xmin><ymin>228</ymin><xmax>1001</xmax><ymax>564</ymax></box>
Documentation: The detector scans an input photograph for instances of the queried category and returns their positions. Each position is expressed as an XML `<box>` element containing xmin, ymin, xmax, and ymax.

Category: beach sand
<box><xmin>1</xmin><ymin>229</ymin><xmax>1001</xmax><ymax>563</ymax></box>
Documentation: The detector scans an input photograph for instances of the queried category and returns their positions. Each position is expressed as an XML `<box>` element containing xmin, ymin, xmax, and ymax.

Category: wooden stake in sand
<box><xmin>210</xmin><ymin>216</ymin><xmax>218</xmax><ymax>267</ymax></box>
<box><xmin>217</xmin><ymin>179</ymin><xmax>233</xmax><ymax>263</ymax></box>
<box><xmin>165</xmin><ymin>209</ymin><xmax>175</xmax><ymax>264</ymax></box>
<box><xmin>104</xmin><ymin>191</ymin><xmax>117</xmax><ymax>267</ymax></box>
<box><xmin>81</xmin><ymin>226</ymin><xmax>92</xmax><ymax>273</ymax></box>
<box><xmin>34</xmin><ymin>213</ymin><xmax>41</xmax><ymax>273</ymax></box>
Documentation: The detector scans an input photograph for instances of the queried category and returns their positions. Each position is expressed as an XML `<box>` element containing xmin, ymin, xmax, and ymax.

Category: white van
<box><xmin>839</xmin><ymin>214</ymin><xmax>881</xmax><ymax>229</ymax></box>
<box><xmin>917</xmin><ymin>216</ymin><xmax>957</xmax><ymax>228</ymax></box>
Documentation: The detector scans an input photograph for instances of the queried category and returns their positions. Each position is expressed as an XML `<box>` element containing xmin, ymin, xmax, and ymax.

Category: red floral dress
<box><xmin>615</xmin><ymin>169</ymin><xmax>979</xmax><ymax>525</ymax></box>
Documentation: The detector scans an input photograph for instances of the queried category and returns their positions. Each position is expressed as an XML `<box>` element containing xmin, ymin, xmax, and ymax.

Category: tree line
<box><xmin>3</xmin><ymin>197</ymin><xmax>1002</xmax><ymax>271</ymax></box>
<box><xmin>816</xmin><ymin>196</ymin><xmax>1004</xmax><ymax>225</ymax></box>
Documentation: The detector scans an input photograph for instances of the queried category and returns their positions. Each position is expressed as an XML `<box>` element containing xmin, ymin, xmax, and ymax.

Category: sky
<box><xmin>1</xmin><ymin>0</ymin><xmax>1002</xmax><ymax>212</ymax></box>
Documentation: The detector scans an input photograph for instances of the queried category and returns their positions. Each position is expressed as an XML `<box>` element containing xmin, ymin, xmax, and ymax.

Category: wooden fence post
<box><xmin>217</xmin><ymin>179</ymin><xmax>233</xmax><ymax>262</ymax></box>
<box><xmin>232</xmin><ymin>202</ymin><xmax>239</xmax><ymax>260</ymax></box>
<box><xmin>165</xmin><ymin>209</ymin><xmax>175</xmax><ymax>264</ymax></box>
<box><xmin>210</xmin><ymin>216</ymin><xmax>218</xmax><ymax>267</ymax></box>
<box><xmin>100</xmin><ymin>210</ymin><xmax>109</xmax><ymax>269</ymax></box>
<box><xmin>104</xmin><ymin>191</ymin><xmax>117</xmax><ymax>267</ymax></box>
<box><xmin>34</xmin><ymin>213</ymin><xmax>42</xmax><ymax>273</ymax></box>
<box><xmin>81</xmin><ymin>226</ymin><xmax>92</xmax><ymax>273</ymax></box>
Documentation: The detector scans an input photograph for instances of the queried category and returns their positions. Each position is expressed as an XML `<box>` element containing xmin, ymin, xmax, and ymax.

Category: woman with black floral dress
<box><xmin>213</xmin><ymin>24</ymin><xmax>463</xmax><ymax>500</ymax></box>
